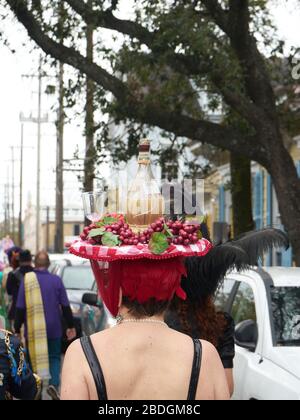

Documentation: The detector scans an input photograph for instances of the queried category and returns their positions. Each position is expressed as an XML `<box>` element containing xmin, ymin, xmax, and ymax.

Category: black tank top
<box><xmin>80</xmin><ymin>335</ymin><xmax>202</xmax><ymax>400</ymax></box>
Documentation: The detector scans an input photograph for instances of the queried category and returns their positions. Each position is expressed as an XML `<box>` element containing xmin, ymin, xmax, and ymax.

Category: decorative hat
<box><xmin>69</xmin><ymin>139</ymin><xmax>212</xmax><ymax>316</ymax></box>
<box><xmin>70</xmin><ymin>216</ymin><xmax>212</xmax><ymax>316</ymax></box>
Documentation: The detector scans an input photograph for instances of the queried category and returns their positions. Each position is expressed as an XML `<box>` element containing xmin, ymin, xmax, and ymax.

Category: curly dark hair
<box><xmin>169</xmin><ymin>296</ymin><xmax>227</xmax><ymax>347</ymax></box>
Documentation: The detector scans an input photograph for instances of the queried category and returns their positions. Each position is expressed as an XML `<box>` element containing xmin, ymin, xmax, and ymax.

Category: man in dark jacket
<box><xmin>6</xmin><ymin>250</ymin><xmax>33</xmax><ymax>325</ymax></box>
<box><xmin>0</xmin><ymin>329</ymin><xmax>40</xmax><ymax>400</ymax></box>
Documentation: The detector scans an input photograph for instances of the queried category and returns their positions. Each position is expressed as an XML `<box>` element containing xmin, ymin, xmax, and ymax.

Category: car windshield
<box><xmin>270</xmin><ymin>286</ymin><xmax>300</xmax><ymax>347</ymax></box>
<box><xmin>62</xmin><ymin>266</ymin><xmax>95</xmax><ymax>290</ymax></box>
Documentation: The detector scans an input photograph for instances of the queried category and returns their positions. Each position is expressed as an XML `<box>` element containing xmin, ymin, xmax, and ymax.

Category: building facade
<box><xmin>207</xmin><ymin>142</ymin><xmax>300</xmax><ymax>267</ymax></box>
<box><xmin>23</xmin><ymin>203</ymin><xmax>84</xmax><ymax>254</ymax></box>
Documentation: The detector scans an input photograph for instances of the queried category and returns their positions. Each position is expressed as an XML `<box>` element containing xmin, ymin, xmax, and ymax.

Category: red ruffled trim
<box><xmin>69</xmin><ymin>238</ymin><xmax>213</xmax><ymax>262</ymax></box>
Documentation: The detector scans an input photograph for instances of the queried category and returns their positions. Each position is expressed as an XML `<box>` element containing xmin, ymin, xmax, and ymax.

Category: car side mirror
<box><xmin>235</xmin><ymin>320</ymin><xmax>258</xmax><ymax>352</ymax></box>
<box><xmin>82</xmin><ymin>292</ymin><xmax>102</xmax><ymax>308</ymax></box>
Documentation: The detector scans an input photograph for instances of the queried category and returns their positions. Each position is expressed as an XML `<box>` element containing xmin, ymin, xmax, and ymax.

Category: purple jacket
<box><xmin>16</xmin><ymin>269</ymin><xmax>71</xmax><ymax>339</ymax></box>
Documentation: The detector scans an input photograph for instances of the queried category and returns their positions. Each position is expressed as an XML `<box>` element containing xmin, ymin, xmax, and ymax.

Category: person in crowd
<box><xmin>166</xmin><ymin>260</ymin><xmax>236</xmax><ymax>395</ymax></box>
<box><xmin>6</xmin><ymin>250</ymin><xmax>33</xmax><ymax>327</ymax></box>
<box><xmin>14</xmin><ymin>251</ymin><xmax>76</xmax><ymax>397</ymax></box>
<box><xmin>61</xmin><ymin>256</ymin><xmax>230</xmax><ymax>400</ymax></box>
<box><xmin>0</xmin><ymin>263</ymin><xmax>7</xmax><ymax>330</ymax></box>
<box><xmin>0</xmin><ymin>262</ymin><xmax>4</xmax><ymax>280</ymax></box>
<box><xmin>0</xmin><ymin>329</ymin><xmax>41</xmax><ymax>400</ymax></box>
<box><xmin>166</xmin><ymin>227</ymin><xmax>289</xmax><ymax>396</ymax></box>
<box><xmin>5</xmin><ymin>247</ymin><xmax>22</xmax><ymax>329</ymax></box>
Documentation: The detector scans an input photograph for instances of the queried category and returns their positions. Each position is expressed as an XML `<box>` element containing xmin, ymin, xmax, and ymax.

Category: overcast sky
<box><xmin>0</xmin><ymin>1</ymin><xmax>300</xmax><ymax>223</ymax></box>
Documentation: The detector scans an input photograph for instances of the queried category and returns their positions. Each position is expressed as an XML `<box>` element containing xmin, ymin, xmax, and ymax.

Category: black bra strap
<box><xmin>187</xmin><ymin>339</ymin><xmax>202</xmax><ymax>400</ymax></box>
<box><xmin>80</xmin><ymin>336</ymin><xmax>108</xmax><ymax>400</ymax></box>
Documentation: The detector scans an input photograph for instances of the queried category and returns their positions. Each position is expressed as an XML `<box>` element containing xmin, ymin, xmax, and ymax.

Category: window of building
<box><xmin>276</xmin><ymin>252</ymin><xmax>282</xmax><ymax>267</ymax></box>
<box><xmin>73</xmin><ymin>224</ymin><xmax>81</xmax><ymax>236</ymax></box>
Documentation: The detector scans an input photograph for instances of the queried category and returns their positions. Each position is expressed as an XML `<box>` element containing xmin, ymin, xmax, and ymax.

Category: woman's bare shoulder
<box><xmin>200</xmin><ymin>339</ymin><xmax>218</xmax><ymax>351</ymax></box>
<box><xmin>65</xmin><ymin>330</ymin><xmax>109</xmax><ymax>357</ymax></box>
<box><xmin>61</xmin><ymin>339</ymin><xmax>91</xmax><ymax>400</ymax></box>
<box><xmin>199</xmin><ymin>340</ymin><xmax>222</xmax><ymax>364</ymax></box>
<box><xmin>64</xmin><ymin>338</ymin><xmax>83</xmax><ymax>363</ymax></box>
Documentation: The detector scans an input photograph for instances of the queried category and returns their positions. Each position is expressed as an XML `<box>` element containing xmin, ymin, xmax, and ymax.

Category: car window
<box><xmin>270</xmin><ymin>286</ymin><xmax>300</xmax><ymax>347</ymax></box>
<box><xmin>231</xmin><ymin>282</ymin><xmax>256</xmax><ymax>325</ymax></box>
<box><xmin>50</xmin><ymin>261</ymin><xmax>67</xmax><ymax>275</ymax></box>
<box><xmin>50</xmin><ymin>264</ymin><xmax>60</xmax><ymax>275</ymax></box>
<box><xmin>214</xmin><ymin>279</ymin><xmax>236</xmax><ymax>311</ymax></box>
<box><xmin>62</xmin><ymin>266</ymin><xmax>95</xmax><ymax>290</ymax></box>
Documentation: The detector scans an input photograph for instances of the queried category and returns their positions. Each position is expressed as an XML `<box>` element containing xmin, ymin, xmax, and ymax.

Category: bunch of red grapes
<box><xmin>80</xmin><ymin>217</ymin><xmax>200</xmax><ymax>246</ymax></box>
<box><xmin>165</xmin><ymin>220</ymin><xmax>200</xmax><ymax>245</ymax></box>
<box><xmin>80</xmin><ymin>220</ymin><xmax>139</xmax><ymax>246</ymax></box>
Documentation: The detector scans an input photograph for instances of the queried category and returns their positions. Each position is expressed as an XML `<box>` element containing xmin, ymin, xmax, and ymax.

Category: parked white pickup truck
<box><xmin>216</xmin><ymin>267</ymin><xmax>300</xmax><ymax>400</ymax></box>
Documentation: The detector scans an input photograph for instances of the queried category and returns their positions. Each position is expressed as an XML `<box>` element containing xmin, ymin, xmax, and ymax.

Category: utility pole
<box><xmin>19</xmin><ymin>124</ymin><xmax>24</xmax><ymax>247</ymax></box>
<box><xmin>9</xmin><ymin>124</ymin><xmax>34</xmax><ymax>247</ymax></box>
<box><xmin>3</xmin><ymin>184</ymin><xmax>7</xmax><ymax>234</ymax></box>
<box><xmin>21</xmin><ymin>55</ymin><xmax>49</xmax><ymax>254</ymax></box>
<box><xmin>6</xmin><ymin>166</ymin><xmax>10</xmax><ymax>234</ymax></box>
<box><xmin>36</xmin><ymin>56</ymin><xmax>42</xmax><ymax>253</ymax></box>
<box><xmin>55</xmin><ymin>59</ymin><xmax>64</xmax><ymax>253</ymax></box>
<box><xmin>4</xmin><ymin>177</ymin><xmax>9</xmax><ymax>234</ymax></box>
<box><xmin>46</xmin><ymin>206</ymin><xmax>50</xmax><ymax>252</ymax></box>
<box><xmin>84</xmin><ymin>0</ymin><xmax>96</xmax><ymax>198</ymax></box>
<box><xmin>55</xmin><ymin>0</ymin><xmax>65</xmax><ymax>253</ymax></box>
<box><xmin>10</xmin><ymin>146</ymin><xmax>15</xmax><ymax>243</ymax></box>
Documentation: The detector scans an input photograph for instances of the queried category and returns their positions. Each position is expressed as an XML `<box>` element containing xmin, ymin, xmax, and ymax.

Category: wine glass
<box><xmin>82</xmin><ymin>191</ymin><xmax>107</xmax><ymax>222</ymax></box>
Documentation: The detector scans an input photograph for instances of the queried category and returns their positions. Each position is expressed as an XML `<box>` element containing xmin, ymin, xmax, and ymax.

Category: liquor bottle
<box><xmin>126</xmin><ymin>139</ymin><xmax>164</xmax><ymax>230</ymax></box>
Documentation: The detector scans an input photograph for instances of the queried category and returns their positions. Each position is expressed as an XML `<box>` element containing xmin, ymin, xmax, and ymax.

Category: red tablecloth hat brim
<box><xmin>69</xmin><ymin>238</ymin><xmax>212</xmax><ymax>262</ymax></box>
<box><xmin>69</xmin><ymin>238</ymin><xmax>212</xmax><ymax>317</ymax></box>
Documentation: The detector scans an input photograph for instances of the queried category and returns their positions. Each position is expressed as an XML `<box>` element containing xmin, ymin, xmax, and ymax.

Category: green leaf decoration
<box><xmin>103</xmin><ymin>216</ymin><xmax>119</xmax><ymax>225</ymax></box>
<box><xmin>101</xmin><ymin>232</ymin><xmax>120</xmax><ymax>247</ymax></box>
<box><xmin>88</xmin><ymin>228</ymin><xmax>106</xmax><ymax>238</ymax></box>
<box><xmin>197</xmin><ymin>229</ymin><xmax>203</xmax><ymax>239</ymax></box>
<box><xmin>164</xmin><ymin>224</ymin><xmax>174</xmax><ymax>238</ymax></box>
<box><xmin>198</xmin><ymin>214</ymin><xmax>208</xmax><ymax>225</ymax></box>
<box><xmin>149</xmin><ymin>232</ymin><xmax>169</xmax><ymax>255</ymax></box>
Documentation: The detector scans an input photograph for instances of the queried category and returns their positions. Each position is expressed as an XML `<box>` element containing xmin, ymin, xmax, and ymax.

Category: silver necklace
<box><xmin>116</xmin><ymin>317</ymin><xmax>168</xmax><ymax>327</ymax></box>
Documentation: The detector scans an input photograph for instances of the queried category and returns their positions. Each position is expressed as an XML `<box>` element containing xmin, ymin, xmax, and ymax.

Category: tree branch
<box><xmin>128</xmin><ymin>102</ymin><xmax>266</xmax><ymax>162</ymax></box>
<box><xmin>5</xmin><ymin>0</ymin><xmax>266</xmax><ymax>162</ymax></box>
<box><xmin>65</xmin><ymin>0</ymin><xmax>155</xmax><ymax>45</ymax></box>
<box><xmin>65</xmin><ymin>0</ymin><xmax>276</xmax><ymax>126</ymax></box>
<box><xmin>228</xmin><ymin>0</ymin><xmax>250</xmax><ymax>41</ymax></box>
<box><xmin>199</xmin><ymin>0</ymin><xmax>229</xmax><ymax>33</ymax></box>
<box><xmin>6</xmin><ymin>0</ymin><xmax>127</xmax><ymax>99</ymax></box>
<box><xmin>201</xmin><ymin>0</ymin><xmax>278</xmax><ymax>121</ymax></box>
<box><xmin>65</xmin><ymin>0</ymin><xmax>263</xmax><ymax>127</ymax></box>
<box><xmin>66</xmin><ymin>0</ymin><xmax>212</xmax><ymax>76</ymax></box>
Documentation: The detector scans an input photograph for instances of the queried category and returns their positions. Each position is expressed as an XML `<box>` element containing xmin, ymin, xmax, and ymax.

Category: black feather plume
<box><xmin>182</xmin><ymin>244</ymin><xmax>250</xmax><ymax>302</ymax></box>
<box><xmin>182</xmin><ymin>228</ymin><xmax>289</xmax><ymax>302</ymax></box>
<box><xmin>228</xmin><ymin>228</ymin><xmax>289</xmax><ymax>265</ymax></box>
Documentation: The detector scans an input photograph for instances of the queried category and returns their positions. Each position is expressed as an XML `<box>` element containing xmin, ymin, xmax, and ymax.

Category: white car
<box><xmin>48</xmin><ymin>253</ymin><xmax>83</xmax><ymax>272</ymax></box>
<box><xmin>216</xmin><ymin>267</ymin><xmax>300</xmax><ymax>400</ymax></box>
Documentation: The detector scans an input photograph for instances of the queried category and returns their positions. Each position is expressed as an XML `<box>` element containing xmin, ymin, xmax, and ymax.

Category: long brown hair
<box><xmin>172</xmin><ymin>296</ymin><xmax>227</xmax><ymax>347</ymax></box>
